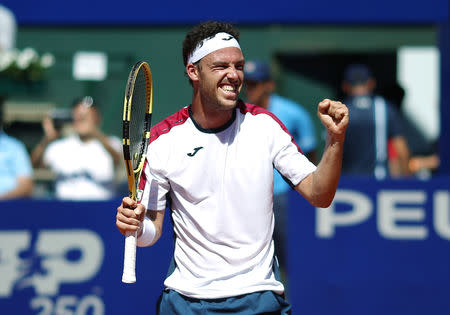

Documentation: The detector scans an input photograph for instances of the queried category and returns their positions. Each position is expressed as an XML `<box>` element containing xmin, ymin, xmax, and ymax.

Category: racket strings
<box><xmin>129</xmin><ymin>69</ymin><xmax>149</xmax><ymax>171</ymax></box>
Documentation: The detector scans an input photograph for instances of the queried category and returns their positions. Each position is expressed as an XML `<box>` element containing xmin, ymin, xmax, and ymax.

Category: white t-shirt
<box><xmin>43</xmin><ymin>135</ymin><xmax>121</xmax><ymax>200</ymax></box>
<box><xmin>141</xmin><ymin>101</ymin><xmax>316</xmax><ymax>299</ymax></box>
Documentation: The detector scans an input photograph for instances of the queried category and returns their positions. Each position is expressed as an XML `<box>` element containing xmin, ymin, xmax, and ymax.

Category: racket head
<box><xmin>122</xmin><ymin>61</ymin><xmax>153</xmax><ymax>201</ymax></box>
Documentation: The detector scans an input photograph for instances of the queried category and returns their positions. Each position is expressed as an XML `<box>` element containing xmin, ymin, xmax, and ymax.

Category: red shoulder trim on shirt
<box><xmin>237</xmin><ymin>101</ymin><xmax>303</xmax><ymax>153</ymax></box>
<box><xmin>149</xmin><ymin>106</ymin><xmax>190</xmax><ymax>145</ymax></box>
<box><xmin>138</xmin><ymin>106</ymin><xmax>190</xmax><ymax>195</ymax></box>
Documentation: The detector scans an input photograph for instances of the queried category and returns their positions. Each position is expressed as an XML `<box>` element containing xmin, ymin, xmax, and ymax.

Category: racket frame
<box><xmin>121</xmin><ymin>61</ymin><xmax>153</xmax><ymax>283</ymax></box>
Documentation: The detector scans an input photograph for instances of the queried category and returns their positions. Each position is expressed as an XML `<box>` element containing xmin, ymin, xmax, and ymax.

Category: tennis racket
<box><xmin>121</xmin><ymin>61</ymin><xmax>153</xmax><ymax>283</ymax></box>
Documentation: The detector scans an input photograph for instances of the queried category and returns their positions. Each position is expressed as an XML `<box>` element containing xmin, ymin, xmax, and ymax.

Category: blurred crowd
<box><xmin>0</xmin><ymin>5</ymin><xmax>125</xmax><ymax>201</ymax></box>
<box><xmin>0</xmin><ymin>61</ymin><xmax>441</xmax><ymax>202</ymax></box>
<box><xmin>1</xmin><ymin>95</ymin><xmax>125</xmax><ymax>201</ymax></box>
<box><xmin>0</xmin><ymin>5</ymin><xmax>441</xmax><ymax>202</ymax></box>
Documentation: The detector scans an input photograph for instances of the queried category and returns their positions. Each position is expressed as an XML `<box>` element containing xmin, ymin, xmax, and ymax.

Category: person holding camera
<box><xmin>31</xmin><ymin>96</ymin><xmax>122</xmax><ymax>200</ymax></box>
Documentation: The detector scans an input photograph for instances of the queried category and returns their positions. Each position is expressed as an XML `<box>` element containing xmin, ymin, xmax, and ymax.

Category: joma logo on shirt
<box><xmin>187</xmin><ymin>147</ymin><xmax>204</xmax><ymax>157</ymax></box>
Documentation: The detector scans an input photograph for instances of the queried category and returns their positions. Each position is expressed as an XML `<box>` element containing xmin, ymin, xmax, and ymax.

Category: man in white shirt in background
<box><xmin>32</xmin><ymin>96</ymin><xmax>122</xmax><ymax>200</ymax></box>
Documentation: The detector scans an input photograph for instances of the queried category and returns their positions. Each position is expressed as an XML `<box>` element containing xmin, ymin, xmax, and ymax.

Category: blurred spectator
<box><xmin>244</xmin><ymin>59</ymin><xmax>317</xmax><ymax>277</ymax></box>
<box><xmin>341</xmin><ymin>64</ymin><xmax>410</xmax><ymax>179</ymax></box>
<box><xmin>381</xmin><ymin>82</ymin><xmax>440</xmax><ymax>178</ymax></box>
<box><xmin>0</xmin><ymin>102</ymin><xmax>33</xmax><ymax>199</ymax></box>
<box><xmin>0</xmin><ymin>3</ymin><xmax>18</xmax><ymax>160</ymax></box>
<box><xmin>0</xmin><ymin>4</ymin><xmax>17</xmax><ymax>52</ymax></box>
<box><xmin>31</xmin><ymin>96</ymin><xmax>122</xmax><ymax>200</ymax></box>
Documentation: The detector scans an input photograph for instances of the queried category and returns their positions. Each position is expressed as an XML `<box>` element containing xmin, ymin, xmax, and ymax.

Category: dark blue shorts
<box><xmin>157</xmin><ymin>289</ymin><xmax>291</xmax><ymax>315</ymax></box>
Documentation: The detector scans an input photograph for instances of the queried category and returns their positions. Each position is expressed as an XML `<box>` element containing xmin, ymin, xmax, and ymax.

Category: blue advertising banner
<box><xmin>288</xmin><ymin>177</ymin><xmax>450</xmax><ymax>315</ymax></box>
<box><xmin>1</xmin><ymin>177</ymin><xmax>449</xmax><ymax>314</ymax></box>
<box><xmin>0</xmin><ymin>199</ymin><xmax>174</xmax><ymax>315</ymax></box>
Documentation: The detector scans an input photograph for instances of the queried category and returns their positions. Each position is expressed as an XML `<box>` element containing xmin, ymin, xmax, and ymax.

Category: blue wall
<box><xmin>289</xmin><ymin>177</ymin><xmax>450</xmax><ymax>314</ymax></box>
<box><xmin>1</xmin><ymin>0</ymin><xmax>448</xmax><ymax>25</ymax></box>
<box><xmin>1</xmin><ymin>177</ymin><xmax>449</xmax><ymax>314</ymax></box>
<box><xmin>439</xmin><ymin>22</ymin><xmax>450</xmax><ymax>174</ymax></box>
<box><xmin>0</xmin><ymin>199</ymin><xmax>173</xmax><ymax>314</ymax></box>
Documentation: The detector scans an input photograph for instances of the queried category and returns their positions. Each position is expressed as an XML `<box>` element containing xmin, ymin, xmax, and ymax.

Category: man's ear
<box><xmin>186</xmin><ymin>63</ymin><xmax>199</xmax><ymax>82</ymax></box>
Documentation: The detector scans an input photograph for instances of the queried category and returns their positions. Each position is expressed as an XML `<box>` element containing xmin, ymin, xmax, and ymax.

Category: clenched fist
<box><xmin>317</xmin><ymin>99</ymin><xmax>349</xmax><ymax>139</ymax></box>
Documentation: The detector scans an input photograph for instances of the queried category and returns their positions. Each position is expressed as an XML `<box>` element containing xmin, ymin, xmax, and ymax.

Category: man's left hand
<box><xmin>317</xmin><ymin>99</ymin><xmax>349</xmax><ymax>139</ymax></box>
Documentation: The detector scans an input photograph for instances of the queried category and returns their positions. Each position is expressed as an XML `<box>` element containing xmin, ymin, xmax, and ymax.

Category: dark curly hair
<box><xmin>182</xmin><ymin>21</ymin><xmax>240</xmax><ymax>67</ymax></box>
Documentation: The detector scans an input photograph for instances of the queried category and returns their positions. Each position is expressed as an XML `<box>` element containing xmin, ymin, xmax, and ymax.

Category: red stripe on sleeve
<box><xmin>238</xmin><ymin>101</ymin><xmax>303</xmax><ymax>153</ymax></box>
<box><xmin>138</xmin><ymin>106</ymin><xmax>191</xmax><ymax>193</ymax></box>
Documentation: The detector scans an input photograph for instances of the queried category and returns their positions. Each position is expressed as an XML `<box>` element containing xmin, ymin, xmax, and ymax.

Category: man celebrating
<box><xmin>116</xmin><ymin>21</ymin><xmax>348</xmax><ymax>314</ymax></box>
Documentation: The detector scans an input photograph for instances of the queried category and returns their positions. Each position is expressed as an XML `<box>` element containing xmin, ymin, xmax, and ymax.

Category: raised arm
<box><xmin>295</xmin><ymin>99</ymin><xmax>349</xmax><ymax>208</ymax></box>
<box><xmin>31</xmin><ymin>115</ymin><xmax>59</xmax><ymax>167</ymax></box>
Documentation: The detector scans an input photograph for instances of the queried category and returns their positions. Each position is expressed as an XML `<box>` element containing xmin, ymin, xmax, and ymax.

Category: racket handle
<box><xmin>122</xmin><ymin>231</ymin><xmax>137</xmax><ymax>283</ymax></box>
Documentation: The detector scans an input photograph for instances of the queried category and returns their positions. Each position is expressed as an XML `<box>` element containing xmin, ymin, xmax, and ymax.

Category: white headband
<box><xmin>187</xmin><ymin>32</ymin><xmax>241</xmax><ymax>65</ymax></box>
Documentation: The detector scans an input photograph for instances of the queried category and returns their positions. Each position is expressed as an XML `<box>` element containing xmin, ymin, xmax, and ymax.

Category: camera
<box><xmin>50</xmin><ymin>108</ymin><xmax>72</xmax><ymax>130</ymax></box>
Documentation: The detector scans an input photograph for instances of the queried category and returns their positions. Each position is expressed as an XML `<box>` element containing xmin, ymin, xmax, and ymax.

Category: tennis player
<box><xmin>116</xmin><ymin>21</ymin><xmax>349</xmax><ymax>314</ymax></box>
